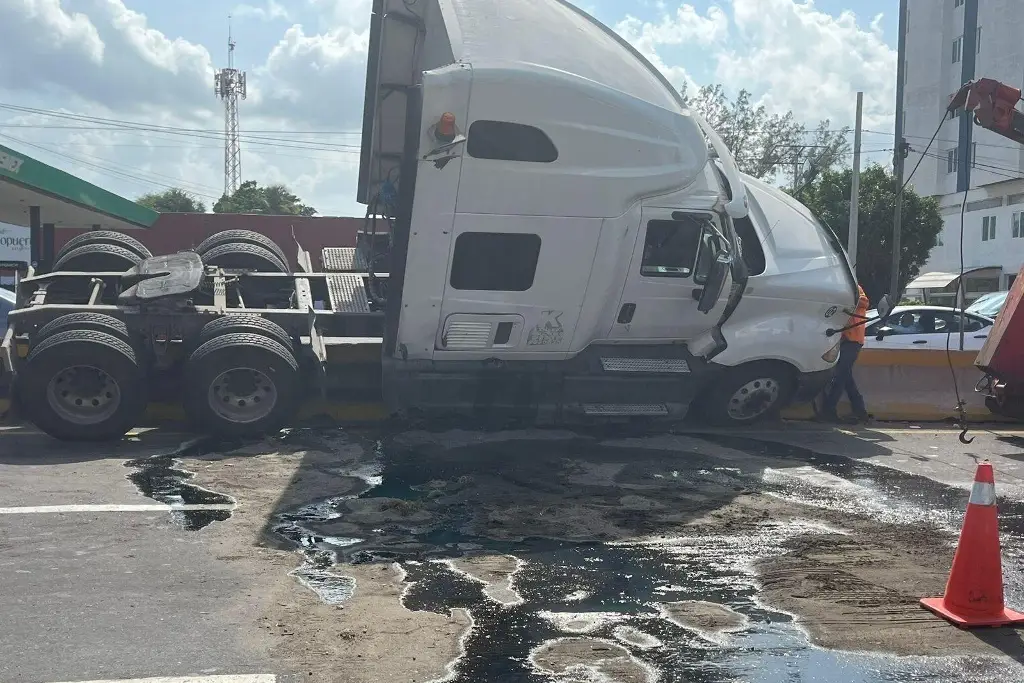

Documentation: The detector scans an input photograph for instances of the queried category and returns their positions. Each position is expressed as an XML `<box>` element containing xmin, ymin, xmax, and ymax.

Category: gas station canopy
<box><xmin>0</xmin><ymin>143</ymin><xmax>158</xmax><ymax>232</ymax></box>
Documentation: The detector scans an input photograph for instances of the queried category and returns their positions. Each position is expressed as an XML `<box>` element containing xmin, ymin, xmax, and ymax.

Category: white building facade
<box><xmin>904</xmin><ymin>0</ymin><xmax>1024</xmax><ymax>304</ymax></box>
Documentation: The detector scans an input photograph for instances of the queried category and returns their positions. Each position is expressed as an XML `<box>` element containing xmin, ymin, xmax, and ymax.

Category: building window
<box><xmin>937</xmin><ymin>232</ymin><xmax>944</xmax><ymax>247</ymax></box>
<box><xmin>982</xmin><ymin>215</ymin><xmax>997</xmax><ymax>241</ymax></box>
<box><xmin>640</xmin><ymin>216</ymin><xmax>708</xmax><ymax>279</ymax></box>
<box><xmin>467</xmin><ymin>121</ymin><xmax>558</xmax><ymax>163</ymax></box>
<box><xmin>977</xmin><ymin>27</ymin><xmax>982</xmax><ymax>53</ymax></box>
<box><xmin>972</xmin><ymin>142</ymin><xmax>978</xmax><ymax>168</ymax></box>
<box><xmin>947</xmin><ymin>148</ymin><xmax>958</xmax><ymax>174</ymax></box>
<box><xmin>449</xmin><ymin>232</ymin><xmax>541</xmax><ymax>291</ymax></box>
<box><xmin>954</xmin><ymin>0</ymin><xmax>964</xmax><ymax>8</ymax></box>
<box><xmin>1014</xmin><ymin>211</ymin><xmax>1023</xmax><ymax>238</ymax></box>
<box><xmin>952</xmin><ymin>35</ymin><xmax>962</xmax><ymax>63</ymax></box>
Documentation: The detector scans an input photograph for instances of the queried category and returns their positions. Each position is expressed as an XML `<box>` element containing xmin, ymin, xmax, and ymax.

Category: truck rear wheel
<box><xmin>20</xmin><ymin>329</ymin><xmax>147</xmax><ymax>441</ymax></box>
<box><xmin>699</xmin><ymin>361</ymin><xmax>795</xmax><ymax>427</ymax></box>
<box><xmin>56</xmin><ymin>231</ymin><xmax>152</xmax><ymax>263</ymax></box>
<box><xmin>195</xmin><ymin>230</ymin><xmax>288</xmax><ymax>267</ymax></box>
<box><xmin>53</xmin><ymin>243</ymin><xmax>144</xmax><ymax>273</ymax></box>
<box><xmin>200</xmin><ymin>242</ymin><xmax>288</xmax><ymax>273</ymax></box>
<box><xmin>33</xmin><ymin>313</ymin><xmax>132</xmax><ymax>349</ymax></box>
<box><xmin>198</xmin><ymin>315</ymin><xmax>294</xmax><ymax>351</ymax></box>
<box><xmin>184</xmin><ymin>332</ymin><xmax>299</xmax><ymax>438</ymax></box>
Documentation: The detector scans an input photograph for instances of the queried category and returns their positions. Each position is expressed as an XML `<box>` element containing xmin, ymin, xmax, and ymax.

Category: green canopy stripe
<box><xmin>0</xmin><ymin>144</ymin><xmax>158</xmax><ymax>228</ymax></box>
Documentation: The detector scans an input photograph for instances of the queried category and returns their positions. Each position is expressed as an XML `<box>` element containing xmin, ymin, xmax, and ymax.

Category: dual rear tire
<box><xmin>183</xmin><ymin>321</ymin><xmax>300</xmax><ymax>438</ymax></box>
<box><xmin>20</xmin><ymin>314</ymin><xmax>300</xmax><ymax>441</ymax></box>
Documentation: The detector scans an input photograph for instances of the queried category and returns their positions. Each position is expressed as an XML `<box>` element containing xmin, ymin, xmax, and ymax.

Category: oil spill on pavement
<box><xmin>124</xmin><ymin>436</ymin><xmax>235</xmax><ymax>531</ymax></box>
<box><xmin>398</xmin><ymin>534</ymin><xmax>1007</xmax><ymax>683</ymax></box>
<box><xmin>697</xmin><ymin>433</ymin><xmax>1024</xmax><ymax>605</ymax></box>
<box><xmin>269</xmin><ymin>432</ymin><xmax>1024</xmax><ymax>682</ymax></box>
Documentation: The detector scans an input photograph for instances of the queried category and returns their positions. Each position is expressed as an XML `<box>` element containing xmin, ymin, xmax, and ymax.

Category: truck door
<box><xmin>609</xmin><ymin>208</ymin><xmax>733</xmax><ymax>342</ymax></box>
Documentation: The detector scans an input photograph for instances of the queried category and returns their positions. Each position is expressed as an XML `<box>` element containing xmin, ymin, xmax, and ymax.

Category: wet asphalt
<box><xmin>4</xmin><ymin>423</ymin><xmax>1024</xmax><ymax>682</ymax></box>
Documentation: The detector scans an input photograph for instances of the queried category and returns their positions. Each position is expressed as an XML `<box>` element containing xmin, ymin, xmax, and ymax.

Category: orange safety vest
<box><xmin>843</xmin><ymin>285</ymin><xmax>870</xmax><ymax>345</ymax></box>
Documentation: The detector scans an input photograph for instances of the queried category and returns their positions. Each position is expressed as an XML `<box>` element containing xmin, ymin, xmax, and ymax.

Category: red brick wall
<box><xmin>54</xmin><ymin>213</ymin><xmax>372</xmax><ymax>270</ymax></box>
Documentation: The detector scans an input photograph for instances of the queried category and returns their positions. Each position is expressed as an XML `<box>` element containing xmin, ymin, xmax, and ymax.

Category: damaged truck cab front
<box><xmin>359</xmin><ymin>0</ymin><xmax>854</xmax><ymax>426</ymax></box>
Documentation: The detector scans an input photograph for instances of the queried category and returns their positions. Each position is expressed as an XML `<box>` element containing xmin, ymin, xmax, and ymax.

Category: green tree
<box><xmin>680</xmin><ymin>83</ymin><xmax>850</xmax><ymax>185</ymax></box>
<box><xmin>136</xmin><ymin>188</ymin><xmax>205</xmax><ymax>213</ymax></box>
<box><xmin>213</xmin><ymin>180</ymin><xmax>317</xmax><ymax>216</ymax></box>
<box><xmin>799</xmin><ymin>165</ymin><xmax>943</xmax><ymax>304</ymax></box>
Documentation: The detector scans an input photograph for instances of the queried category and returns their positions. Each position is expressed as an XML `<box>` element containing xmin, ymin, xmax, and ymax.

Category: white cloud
<box><xmin>233</xmin><ymin>1</ymin><xmax>290</xmax><ymax>22</ymax></box>
<box><xmin>614</xmin><ymin>5</ymin><xmax>731</xmax><ymax>92</ymax></box>
<box><xmin>250</xmin><ymin>23</ymin><xmax>369</xmax><ymax>129</ymax></box>
<box><xmin>714</xmin><ymin>0</ymin><xmax>896</xmax><ymax>130</ymax></box>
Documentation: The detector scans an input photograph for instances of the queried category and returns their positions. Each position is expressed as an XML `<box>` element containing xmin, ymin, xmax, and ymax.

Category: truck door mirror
<box><xmin>697</xmin><ymin>253</ymin><xmax>732</xmax><ymax>314</ymax></box>
<box><xmin>876</xmin><ymin>326</ymin><xmax>893</xmax><ymax>341</ymax></box>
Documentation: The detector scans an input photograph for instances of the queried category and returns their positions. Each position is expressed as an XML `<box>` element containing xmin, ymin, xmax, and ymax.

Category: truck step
<box><xmin>322</xmin><ymin>247</ymin><xmax>368</xmax><ymax>273</ymax></box>
<box><xmin>326</xmin><ymin>274</ymin><xmax>371</xmax><ymax>313</ymax></box>
<box><xmin>581</xmin><ymin>403</ymin><xmax>669</xmax><ymax>416</ymax></box>
<box><xmin>600</xmin><ymin>358</ymin><xmax>690</xmax><ymax>373</ymax></box>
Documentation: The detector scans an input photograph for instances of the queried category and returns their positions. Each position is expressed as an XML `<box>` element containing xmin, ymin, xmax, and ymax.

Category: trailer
<box><xmin>0</xmin><ymin>0</ymin><xmax>859</xmax><ymax>441</ymax></box>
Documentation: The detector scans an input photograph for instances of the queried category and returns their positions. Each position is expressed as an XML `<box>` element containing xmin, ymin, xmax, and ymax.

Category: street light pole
<box><xmin>889</xmin><ymin>0</ymin><xmax>909</xmax><ymax>303</ymax></box>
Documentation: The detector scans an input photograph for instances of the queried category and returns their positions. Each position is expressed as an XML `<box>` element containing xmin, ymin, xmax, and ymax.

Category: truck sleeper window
<box><xmin>450</xmin><ymin>232</ymin><xmax>542</xmax><ymax>291</ymax></box>
<box><xmin>467</xmin><ymin>121</ymin><xmax>558</xmax><ymax>162</ymax></box>
<box><xmin>641</xmin><ymin>215</ymin><xmax>714</xmax><ymax>280</ymax></box>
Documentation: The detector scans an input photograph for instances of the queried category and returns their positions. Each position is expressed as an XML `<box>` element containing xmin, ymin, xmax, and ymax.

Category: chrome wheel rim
<box><xmin>46</xmin><ymin>365</ymin><xmax>122</xmax><ymax>425</ymax></box>
<box><xmin>727</xmin><ymin>377</ymin><xmax>780</xmax><ymax>420</ymax></box>
<box><xmin>208</xmin><ymin>367</ymin><xmax>277</xmax><ymax>424</ymax></box>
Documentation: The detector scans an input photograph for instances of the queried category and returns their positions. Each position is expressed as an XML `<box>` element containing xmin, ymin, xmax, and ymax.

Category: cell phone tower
<box><xmin>214</xmin><ymin>17</ymin><xmax>247</xmax><ymax>196</ymax></box>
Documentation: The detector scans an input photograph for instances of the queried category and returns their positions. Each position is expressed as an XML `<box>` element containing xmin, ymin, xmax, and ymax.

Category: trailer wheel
<box><xmin>699</xmin><ymin>361</ymin><xmax>795</xmax><ymax>427</ymax></box>
<box><xmin>185</xmin><ymin>332</ymin><xmax>299</xmax><ymax>438</ymax></box>
<box><xmin>53</xmin><ymin>243</ymin><xmax>144</xmax><ymax>273</ymax></box>
<box><xmin>198</xmin><ymin>314</ymin><xmax>294</xmax><ymax>351</ymax></box>
<box><xmin>195</xmin><ymin>230</ymin><xmax>288</xmax><ymax>267</ymax></box>
<box><xmin>56</xmin><ymin>230</ymin><xmax>152</xmax><ymax>263</ymax></box>
<box><xmin>34</xmin><ymin>313</ymin><xmax>133</xmax><ymax>349</ymax></box>
<box><xmin>20</xmin><ymin>329</ymin><xmax>147</xmax><ymax>441</ymax></box>
<box><xmin>200</xmin><ymin>242</ymin><xmax>288</xmax><ymax>273</ymax></box>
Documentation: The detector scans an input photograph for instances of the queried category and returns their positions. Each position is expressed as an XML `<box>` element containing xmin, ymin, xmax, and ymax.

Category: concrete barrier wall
<box><xmin>783</xmin><ymin>348</ymin><xmax>999</xmax><ymax>422</ymax></box>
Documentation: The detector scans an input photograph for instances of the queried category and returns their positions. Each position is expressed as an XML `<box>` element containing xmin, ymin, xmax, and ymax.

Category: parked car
<box><xmin>863</xmin><ymin>305</ymin><xmax>994</xmax><ymax>351</ymax></box>
<box><xmin>966</xmin><ymin>291</ymin><xmax>1009</xmax><ymax>319</ymax></box>
<box><xmin>0</xmin><ymin>288</ymin><xmax>14</xmax><ymax>331</ymax></box>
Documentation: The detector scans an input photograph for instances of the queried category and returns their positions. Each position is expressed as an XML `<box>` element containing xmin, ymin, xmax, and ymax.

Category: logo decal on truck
<box><xmin>825</xmin><ymin>306</ymin><xmax>838</xmax><ymax>318</ymax></box>
<box><xmin>527</xmin><ymin>310</ymin><xmax>564</xmax><ymax>346</ymax></box>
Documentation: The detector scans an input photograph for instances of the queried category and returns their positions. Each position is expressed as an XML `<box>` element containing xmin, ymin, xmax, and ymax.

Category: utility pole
<box><xmin>849</xmin><ymin>91</ymin><xmax>863</xmax><ymax>275</ymax></box>
<box><xmin>215</xmin><ymin>16</ymin><xmax>247</xmax><ymax>197</ymax></box>
<box><xmin>889</xmin><ymin>0</ymin><xmax>909</xmax><ymax>303</ymax></box>
<box><xmin>792</xmin><ymin>149</ymin><xmax>802</xmax><ymax>193</ymax></box>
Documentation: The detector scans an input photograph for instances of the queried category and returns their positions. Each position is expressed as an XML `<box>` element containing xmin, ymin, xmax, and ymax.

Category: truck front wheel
<box><xmin>19</xmin><ymin>329</ymin><xmax>148</xmax><ymax>441</ymax></box>
<box><xmin>184</xmin><ymin>332</ymin><xmax>299</xmax><ymax>438</ymax></box>
<box><xmin>699</xmin><ymin>362</ymin><xmax>795</xmax><ymax>427</ymax></box>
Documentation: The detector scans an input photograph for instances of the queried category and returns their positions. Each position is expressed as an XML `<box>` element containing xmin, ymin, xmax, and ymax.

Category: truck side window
<box><xmin>467</xmin><ymin>121</ymin><xmax>558</xmax><ymax>162</ymax></box>
<box><xmin>639</xmin><ymin>215</ymin><xmax>707</xmax><ymax>279</ymax></box>
<box><xmin>450</xmin><ymin>232</ymin><xmax>542</xmax><ymax>291</ymax></box>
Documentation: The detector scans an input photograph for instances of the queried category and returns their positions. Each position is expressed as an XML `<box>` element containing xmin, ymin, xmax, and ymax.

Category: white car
<box><xmin>862</xmin><ymin>305</ymin><xmax>994</xmax><ymax>351</ymax></box>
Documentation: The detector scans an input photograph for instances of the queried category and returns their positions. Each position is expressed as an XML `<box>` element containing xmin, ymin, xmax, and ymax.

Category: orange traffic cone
<box><xmin>921</xmin><ymin>461</ymin><xmax>1024</xmax><ymax>628</ymax></box>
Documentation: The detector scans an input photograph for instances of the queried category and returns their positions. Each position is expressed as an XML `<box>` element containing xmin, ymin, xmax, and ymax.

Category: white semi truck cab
<box><xmin>0</xmin><ymin>0</ymin><xmax>856</xmax><ymax>442</ymax></box>
<box><xmin>359</xmin><ymin>0</ymin><xmax>857</xmax><ymax>425</ymax></box>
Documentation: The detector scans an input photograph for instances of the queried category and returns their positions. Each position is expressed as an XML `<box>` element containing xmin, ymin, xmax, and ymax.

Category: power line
<box><xmin>0</xmin><ymin>103</ymin><xmax>362</xmax><ymax>152</ymax></box>
<box><xmin>0</xmin><ymin>132</ymin><xmax>223</xmax><ymax>199</ymax></box>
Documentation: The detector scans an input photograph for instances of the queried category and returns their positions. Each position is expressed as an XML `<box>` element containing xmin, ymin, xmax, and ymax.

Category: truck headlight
<box><xmin>821</xmin><ymin>340</ymin><xmax>841</xmax><ymax>363</ymax></box>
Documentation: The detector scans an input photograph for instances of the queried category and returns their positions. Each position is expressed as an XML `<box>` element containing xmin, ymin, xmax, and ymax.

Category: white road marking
<box><xmin>45</xmin><ymin>677</ymin><xmax>275</xmax><ymax>683</ymax></box>
<box><xmin>0</xmin><ymin>503</ymin><xmax>235</xmax><ymax>514</ymax></box>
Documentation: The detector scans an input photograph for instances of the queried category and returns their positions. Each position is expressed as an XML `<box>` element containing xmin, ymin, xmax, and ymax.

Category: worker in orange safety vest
<box><xmin>820</xmin><ymin>283</ymin><xmax>871</xmax><ymax>424</ymax></box>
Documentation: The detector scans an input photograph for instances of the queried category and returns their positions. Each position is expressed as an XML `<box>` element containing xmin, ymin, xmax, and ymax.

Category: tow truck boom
<box><xmin>949</xmin><ymin>78</ymin><xmax>1024</xmax><ymax>145</ymax></box>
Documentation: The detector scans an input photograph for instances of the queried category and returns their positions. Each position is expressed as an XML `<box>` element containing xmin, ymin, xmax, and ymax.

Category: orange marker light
<box><xmin>435</xmin><ymin>112</ymin><xmax>456</xmax><ymax>142</ymax></box>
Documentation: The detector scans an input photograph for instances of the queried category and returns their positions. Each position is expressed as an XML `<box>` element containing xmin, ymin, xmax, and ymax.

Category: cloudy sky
<box><xmin>0</xmin><ymin>0</ymin><xmax>898</xmax><ymax>217</ymax></box>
